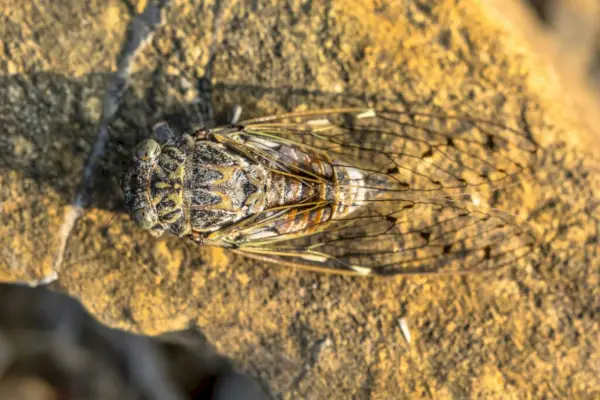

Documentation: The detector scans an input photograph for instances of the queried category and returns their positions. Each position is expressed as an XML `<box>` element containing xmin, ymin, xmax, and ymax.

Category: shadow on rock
<box><xmin>0</xmin><ymin>283</ymin><xmax>270</xmax><ymax>400</ymax></box>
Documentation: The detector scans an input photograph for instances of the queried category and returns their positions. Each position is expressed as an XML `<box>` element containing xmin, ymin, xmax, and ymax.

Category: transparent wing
<box><xmin>223</xmin><ymin>108</ymin><xmax>540</xmax><ymax>276</ymax></box>
<box><xmin>237</xmin><ymin>108</ymin><xmax>539</xmax><ymax>195</ymax></box>
<box><xmin>231</xmin><ymin>198</ymin><xmax>537</xmax><ymax>276</ymax></box>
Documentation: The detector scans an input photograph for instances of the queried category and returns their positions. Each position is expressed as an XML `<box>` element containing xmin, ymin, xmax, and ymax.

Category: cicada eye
<box><xmin>133</xmin><ymin>208</ymin><xmax>156</xmax><ymax>230</ymax></box>
<box><xmin>135</xmin><ymin>139</ymin><xmax>161</xmax><ymax>161</ymax></box>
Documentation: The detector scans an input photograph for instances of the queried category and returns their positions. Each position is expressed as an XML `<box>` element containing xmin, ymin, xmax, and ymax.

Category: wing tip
<box><xmin>350</xmin><ymin>265</ymin><xmax>373</xmax><ymax>275</ymax></box>
<box><xmin>357</xmin><ymin>109</ymin><xmax>376</xmax><ymax>119</ymax></box>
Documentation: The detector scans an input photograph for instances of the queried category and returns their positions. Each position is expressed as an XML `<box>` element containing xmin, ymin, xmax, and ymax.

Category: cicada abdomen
<box><xmin>122</xmin><ymin>107</ymin><xmax>541</xmax><ymax>277</ymax></box>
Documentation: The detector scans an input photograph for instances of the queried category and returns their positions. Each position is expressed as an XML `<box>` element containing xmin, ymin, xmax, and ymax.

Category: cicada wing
<box><xmin>217</xmin><ymin>107</ymin><xmax>540</xmax><ymax>276</ymax></box>
<box><xmin>236</xmin><ymin>107</ymin><xmax>540</xmax><ymax>201</ymax></box>
<box><xmin>203</xmin><ymin>201</ymin><xmax>334</xmax><ymax>246</ymax></box>
<box><xmin>233</xmin><ymin>198</ymin><xmax>539</xmax><ymax>276</ymax></box>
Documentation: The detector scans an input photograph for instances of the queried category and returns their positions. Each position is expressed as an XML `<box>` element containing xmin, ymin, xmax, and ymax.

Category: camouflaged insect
<box><xmin>122</xmin><ymin>108</ymin><xmax>541</xmax><ymax>276</ymax></box>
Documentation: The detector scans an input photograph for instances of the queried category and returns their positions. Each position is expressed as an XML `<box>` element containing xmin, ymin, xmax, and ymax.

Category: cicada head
<box><xmin>121</xmin><ymin>139</ymin><xmax>163</xmax><ymax>235</ymax></box>
<box><xmin>121</xmin><ymin>131</ymin><xmax>195</xmax><ymax>238</ymax></box>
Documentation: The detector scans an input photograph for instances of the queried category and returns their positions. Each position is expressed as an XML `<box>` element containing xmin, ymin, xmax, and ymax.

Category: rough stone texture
<box><xmin>1</xmin><ymin>0</ymin><xmax>600</xmax><ymax>398</ymax></box>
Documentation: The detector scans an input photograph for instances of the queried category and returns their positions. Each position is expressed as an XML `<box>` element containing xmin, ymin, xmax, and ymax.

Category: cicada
<box><xmin>121</xmin><ymin>107</ymin><xmax>540</xmax><ymax>276</ymax></box>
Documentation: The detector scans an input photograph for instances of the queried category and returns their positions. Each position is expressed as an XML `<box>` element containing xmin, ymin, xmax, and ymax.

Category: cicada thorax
<box><xmin>184</xmin><ymin>138</ymin><xmax>323</xmax><ymax>243</ymax></box>
<box><xmin>192</xmin><ymin>128</ymin><xmax>377</xmax><ymax>246</ymax></box>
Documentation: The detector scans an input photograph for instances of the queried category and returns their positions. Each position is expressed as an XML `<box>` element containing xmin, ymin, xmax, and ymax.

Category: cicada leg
<box><xmin>230</xmin><ymin>249</ymin><xmax>372</xmax><ymax>277</ymax></box>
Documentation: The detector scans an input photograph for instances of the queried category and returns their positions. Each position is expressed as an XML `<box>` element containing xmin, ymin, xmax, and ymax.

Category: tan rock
<box><xmin>1</xmin><ymin>0</ymin><xmax>599</xmax><ymax>398</ymax></box>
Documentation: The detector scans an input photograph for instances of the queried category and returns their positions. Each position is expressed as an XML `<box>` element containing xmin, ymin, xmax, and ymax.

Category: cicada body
<box><xmin>122</xmin><ymin>108</ymin><xmax>541</xmax><ymax>276</ymax></box>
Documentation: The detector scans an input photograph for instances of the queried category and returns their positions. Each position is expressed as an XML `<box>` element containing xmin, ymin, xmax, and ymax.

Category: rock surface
<box><xmin>1</xmin><ymin>0</ymin><xmax>599</xmax><ymax>398</ymax></box>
